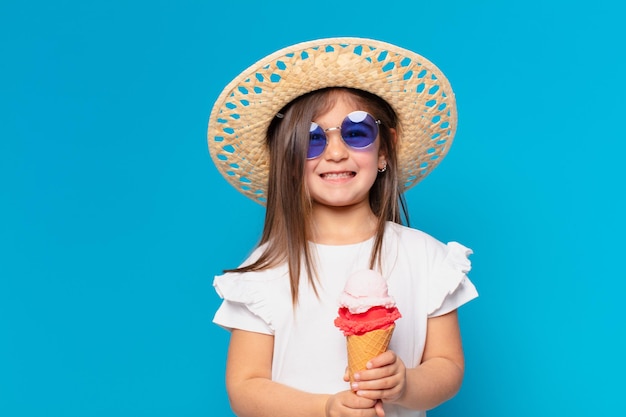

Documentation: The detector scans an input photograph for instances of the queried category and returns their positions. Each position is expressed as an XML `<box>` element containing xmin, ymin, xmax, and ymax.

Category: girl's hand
<box><xmin>325</xmin><ymin>390</ymin><xmax>382</xmax><ymax>417</ymax></box>
<box><xmin>350</xmin><ymin>350</ymin><xmax>407</xmax><ymax>404</ymax></box>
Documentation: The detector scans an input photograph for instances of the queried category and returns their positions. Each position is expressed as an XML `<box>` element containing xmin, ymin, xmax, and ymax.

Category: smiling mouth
<box><xmin>320</xmin><ymin>172</ymin><xmax>355</xmax><ymax>179</ymax></box>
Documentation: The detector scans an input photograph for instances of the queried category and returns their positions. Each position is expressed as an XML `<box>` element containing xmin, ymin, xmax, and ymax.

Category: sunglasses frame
<box><xmin>307</xmin><ymin>111</ymin><xmax>381</xmax><ymax>159</ymax></box>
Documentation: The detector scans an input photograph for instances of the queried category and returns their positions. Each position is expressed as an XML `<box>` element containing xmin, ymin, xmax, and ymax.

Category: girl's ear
<box><xmin>378</xmin><ymin>153</ymin><xmax>387</xmax><ymax>170</ymax></box>
<box><xmin>377</xmin><ymin>152</ymin><xmax>389</xmax><ymax>173</ymax></box>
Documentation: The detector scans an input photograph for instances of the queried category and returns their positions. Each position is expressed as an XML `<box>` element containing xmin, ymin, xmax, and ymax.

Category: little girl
<box><xmin>208</xmin><ymin>38</ymin><xmax>478</xmax><ymax>417</ymax></box>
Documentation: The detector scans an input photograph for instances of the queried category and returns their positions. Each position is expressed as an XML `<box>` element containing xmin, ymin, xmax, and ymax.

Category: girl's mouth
<box><xmin>320</xmin><ymin>171</ymin><xmax>355</xmax><ymax>180</ymax></box>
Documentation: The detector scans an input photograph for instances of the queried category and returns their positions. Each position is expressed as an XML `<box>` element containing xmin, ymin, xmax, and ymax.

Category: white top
<box><xmin>213</xmin><ymin>222</ymin><xmax>478</xmax><ymax>417</ymax></box>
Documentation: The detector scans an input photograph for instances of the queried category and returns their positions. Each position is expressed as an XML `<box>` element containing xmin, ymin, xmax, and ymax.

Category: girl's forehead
<box><xmin>315</xmin><ymin>90</ymin><xmax>369</xmax><ymax>118</ymax></box>
<box><xmin>314</xmin><ymin>97</ymin><xmax>361</xmax><ymax>125</ymax></box>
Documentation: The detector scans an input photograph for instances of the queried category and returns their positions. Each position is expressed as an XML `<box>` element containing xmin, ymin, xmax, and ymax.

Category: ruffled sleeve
<box><xmin>213</xmin><ymin>269</ymin><xmax>282</xmax><ymax>335</ymax></box>
<box><xmin>427</xmin><ymin>241</ymin><xmax>478</xmax><ymax>317</ymax></box>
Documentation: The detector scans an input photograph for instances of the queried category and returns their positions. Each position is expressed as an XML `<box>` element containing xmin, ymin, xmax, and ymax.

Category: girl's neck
<box><xmin>309</xmin><ymin>202</ymin><xmax>379</xmax><ymax>245</ymax></box>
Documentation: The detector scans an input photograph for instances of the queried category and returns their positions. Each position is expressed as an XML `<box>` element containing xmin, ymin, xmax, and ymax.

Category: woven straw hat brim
<box><xmin>208</xmin><ymin>37</ymin><xmax>457</xmax><ymax>205</ymax></box>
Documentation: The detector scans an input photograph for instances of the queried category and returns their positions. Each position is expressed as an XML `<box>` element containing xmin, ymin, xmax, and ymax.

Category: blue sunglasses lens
<box><xmin>341</xmin><ymin>111</ymin><xmax>379</xmax><ymax>149</ymax></box>
<box><xmin>307</xmin><ymin>111</ymin><xmax>379</xmax><ymax>159</ymax></box>
<box><xmin>308</xmin><ymin>124</ymin><xmax>327</xmax><ymax>159</ymax></box>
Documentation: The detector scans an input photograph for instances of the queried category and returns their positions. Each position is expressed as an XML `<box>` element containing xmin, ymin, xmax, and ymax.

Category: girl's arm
<box><xmin>398</xmin><ymin>309</ymin><xmax>465</xmax><ymax>410</ymax></box>
<box><xmin>226</xmin><ymin>329</ymin><xmax>381</xmax><ymax>417</ymax></box>
<box><xmin>351</xmin><ymin>309</ymin><xmax>465</xmax><ymax>411</ymax></box>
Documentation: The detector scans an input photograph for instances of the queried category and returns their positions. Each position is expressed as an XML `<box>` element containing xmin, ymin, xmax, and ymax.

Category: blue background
<box><xmin>1</xmin><ymin>0</ymin><xmax>624</xmax><ymax>416</ymax></box>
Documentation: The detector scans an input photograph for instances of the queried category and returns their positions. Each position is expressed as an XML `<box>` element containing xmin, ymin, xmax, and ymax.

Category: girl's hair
<box><xmin>227</xmin><ymin>87</ymin><xmax>409</xmax><ymax>305</ymax></box>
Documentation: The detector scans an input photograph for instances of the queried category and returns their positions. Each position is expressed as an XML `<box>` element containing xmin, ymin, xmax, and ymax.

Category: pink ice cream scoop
<box><xmin>334</xmin><ymin>270</ymin><xmax>401</xmax><ymax>336</ymax></box>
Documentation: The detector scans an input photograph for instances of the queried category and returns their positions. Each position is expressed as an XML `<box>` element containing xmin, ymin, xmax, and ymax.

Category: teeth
<box><xmin>322</xmin><ymin>172</ymin><xmax>353</xmax><ymax>179</ymax></box>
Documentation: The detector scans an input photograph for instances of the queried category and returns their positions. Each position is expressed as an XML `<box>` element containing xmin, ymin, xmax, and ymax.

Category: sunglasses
<box><xmin>308</xmin><ymin>111</ymin><xmax>381</xmax><ymax>159</ymax></box>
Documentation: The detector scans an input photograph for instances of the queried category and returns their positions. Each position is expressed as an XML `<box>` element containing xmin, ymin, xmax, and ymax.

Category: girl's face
<box><xmin>304</xmin><ymin>94</ymin><xmax>387</xmax><ymax>210</ymax></box>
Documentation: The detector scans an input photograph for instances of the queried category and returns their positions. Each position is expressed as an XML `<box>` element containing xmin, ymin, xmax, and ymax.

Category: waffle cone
<box><xmin>346</xmin><ymin>325</ymin><xmax>395</xmax><ymax>384</ymax></box>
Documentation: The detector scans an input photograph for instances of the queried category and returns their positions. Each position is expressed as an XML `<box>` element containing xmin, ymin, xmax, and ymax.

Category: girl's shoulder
<box><xmin>384</xmin><ymin>221</ymin><xmax>472</xmax><ymax>268</ymax></box>
<box><xmin>385</xmin><ymin>221</ymin><xmax>446</xmax><ymax>248</ymax></box>
<box><xmin>384</xmin><ymin>222</ymin><xmax>476</xmax><ymax>315</ymax></box>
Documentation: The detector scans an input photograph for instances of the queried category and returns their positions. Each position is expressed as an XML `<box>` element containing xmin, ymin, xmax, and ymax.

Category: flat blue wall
<box><xmin>1</xmin><ymin>1</ymin><xmax>624</xmax><ymax>416</ymax></box>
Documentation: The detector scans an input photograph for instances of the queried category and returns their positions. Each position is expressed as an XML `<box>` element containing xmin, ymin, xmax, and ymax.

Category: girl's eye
<box><xmin>344</xmin><ymin>126</ymin><xmax>368</xmax><ymax>138</ymax></box>
<box><xmin>310</xmin><ymin>133</ymin><xmax>325</xmax><ymax>143</ymax></box>
<box><xmin>309</xmin><ymin>123</ymin><xmax>326</xmax><ymax>144</ymax></box>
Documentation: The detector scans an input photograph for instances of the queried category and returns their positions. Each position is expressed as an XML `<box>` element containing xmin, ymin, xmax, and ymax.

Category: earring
<box><xmin>378</xmin><ymin>162</ymin><xmax>387</xmax><ymax>173</ymax></box>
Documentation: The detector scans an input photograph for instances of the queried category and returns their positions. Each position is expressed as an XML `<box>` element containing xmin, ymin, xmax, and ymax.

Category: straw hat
<box><xmin>207</xmin><ymin>37</ymin><xmax>457</xmax><ymax>205</ymax></box>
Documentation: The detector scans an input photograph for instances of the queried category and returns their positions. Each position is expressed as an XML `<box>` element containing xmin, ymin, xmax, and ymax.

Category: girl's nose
<box><xmin>322</xmin><ymin>130</ymin><xmax>349</xmax><ymax>161</ymax></box>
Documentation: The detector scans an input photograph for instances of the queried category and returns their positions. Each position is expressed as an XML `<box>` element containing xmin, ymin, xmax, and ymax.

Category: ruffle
<box><xmin>213</xmin><ymin>269</ymin><xmax>282</xmax><ymax>331</ymax></box>
<box><xmin>427</xmin><ymin>241</ymin><xmax>473</xmax><ymax>315</ymax></box>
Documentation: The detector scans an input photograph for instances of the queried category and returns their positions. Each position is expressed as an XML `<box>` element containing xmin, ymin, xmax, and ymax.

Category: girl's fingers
<box><xmin>365</xmin><ymin>351</ymin><xmax>396</xmax><ymax>369</ymax></box>
<box><xmin>374</xmin><ymin>400</ymin><xmax>386</xmax><ymax>417</ymax></box>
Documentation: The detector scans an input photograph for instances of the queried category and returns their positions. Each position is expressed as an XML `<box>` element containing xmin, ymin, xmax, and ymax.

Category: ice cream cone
<box><xmin>346</xmin><ymin>324</ymin><xmax>395</xmax><ymax>384</ymax></box>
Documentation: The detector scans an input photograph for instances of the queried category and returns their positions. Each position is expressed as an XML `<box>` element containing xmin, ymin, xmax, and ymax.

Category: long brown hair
<box><xmin>227</xmin><ymin>88</ymin><xmax>409</xmax><ymax>305</ymax></box>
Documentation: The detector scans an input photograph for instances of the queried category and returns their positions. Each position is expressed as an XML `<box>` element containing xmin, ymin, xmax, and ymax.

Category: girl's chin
<box><xmin>311</xmin><ymin>196</ymin><xmax>370</xmax><ymax>209</ymax></box>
